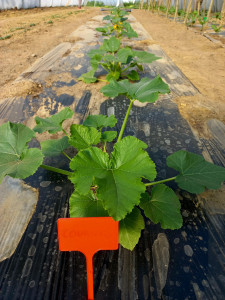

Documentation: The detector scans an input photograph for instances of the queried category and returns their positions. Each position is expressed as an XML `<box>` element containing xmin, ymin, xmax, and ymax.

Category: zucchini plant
<box><xmin>0</xmin><ymin>77</ymin><xmax>225</xmax><ymax>250</ymax></box>
<box><xmin>0</xmin><ymin>7</ymin><xmax>224</xmax><ymax>252</ymax></box>
<box><xmin>211</xmin><ymin>24</ymin><xmax>223</xmax><ymax>32</ymax></box>
<box><xmin>198</xmin><ymin>15</ymin><xmax>208</xmax><ymax>30</ymax></box>
<box><xmin>96</xmin><ymin>10</ymin><xmax>138</xmax><ymax>39</ymax></box>
<box><xmin>79</xmin><ymin>36</ymin><xmax>160</xmax><ymax>83</ymax></box>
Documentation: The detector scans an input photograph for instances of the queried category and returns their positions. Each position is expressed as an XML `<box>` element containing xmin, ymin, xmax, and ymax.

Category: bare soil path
<box><xmin>0</xmin><ymin>7</ymin><xmax>98</xmax><ymax>86</ymax></box>
<box><xmin>0</xmin><ymin>7</ymin><xmax>225</xmax><ymax>138</ymax></box>
<box><xmin>132</xmin><ymin>10</ymin><xmax>225</xmax><ymax>137</ymax></box>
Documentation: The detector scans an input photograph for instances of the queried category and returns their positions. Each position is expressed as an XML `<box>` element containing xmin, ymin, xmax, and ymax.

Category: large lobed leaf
<box><xmin>140</xmin><ymin>185</ymin><xmax>183</xmax><ymax>229</ymax></box>
<box><xmin>101</xmin><ymin>131</ymin><xmax>117</xmax><ymax>143</ymax></box>
<box><xmin>33</xmin><ymin>107</ymin><xmax>73</xmax><ymax>134</ymax></box>
<box><xmin>78</xmin><ymin>69</ymin><xmax>97</xmax><ymax>83</ymax></box>
<box><xmin>83</xmin><ymin>114</ymin><xmax>117</xmax><ymax>129</ymax></box>
<box><xmin>100</xmin><ymin>76</ymin><xmax>170</xmax><ymax>103</ymax></box>
<box><xmin>0</xmin><ymin>122</ymin><xmax>43</xmax><ymax>182</ymax></box>
<box><xmin>167</xmin><ymin>150</ymin><xmax>225</xmax><ymax>194</ymax></box>
<box><xmin>132</xmin><ymin>50</ymin><xmax>160</xmax><ymax>64</ymax></box>
<box><xmin>122</xmin><ymin>22</ymin><xmax>138</xmax><ymax>38</ymax></box>
<box><xmin>70</xmin><ymin>191</ymin><xmax>108</xmax><ymax>218</ymax></box>
<box><xmin>87</xmin><ymin>49</ymin><xmax>106</xmax><ymax>58</ymax></box>
<box><xmin>119</xmin><ymin>207</ymin><xmax>145</xmax><ymax>250</ymax></box>
<box><xmin>117</xmin><ymin>47</ymin><xmax>133</xmax><ymax>64</ymax></box>
<box><xmin>69</xmin><ymin>124</ymin><xmax>101</xmax><ymax>150</ymax></box>
<box><xmin>102</xmin><ymin>36</ymin><xmax>120</xmax><ymax>52</ymax></box>
<box><xmin>70</xmin><ymin>136</ymin><xmax>156</xmax><ymax>220</ymax></box>
<box><xmin>41</xmin><ymin>136</ymin><xmax>69</xmax><ymax>157</ymax></box>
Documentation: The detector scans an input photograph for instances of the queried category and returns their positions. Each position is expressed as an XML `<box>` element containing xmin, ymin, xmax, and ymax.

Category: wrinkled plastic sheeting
<box><xmin>0</xmin><ymin>0</ymin><xmax>80</xmax><ymax>9</ymax></box>
<box><xmin>0</xmin><ymin>0</ymin><xmax>23</xmax><ymax>9</ymax></box>
<box><xmin>0</xmin><ymin>176</ymin><xmax>38</xmax><ymax>262</ymax></box>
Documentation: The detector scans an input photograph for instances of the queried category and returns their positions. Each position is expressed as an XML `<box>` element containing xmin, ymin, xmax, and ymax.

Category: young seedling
<box><xmin>198</xmin><ymin>15</ymin><xmax>208</xmax><ymax>30</ymax></box>
<box><xmin>211</xmin><ymin>24</ymin><xmax>223</xmax><ymax>32</ymax></box>
<box><xmin>185</xmin><ymin>11</ymin><xmax>198</xmax><ymax>27</ymax></box>
<box><xmin>96</xmin><ymin>7</ymin><xmax>138</xmax><ymax>39</ymax></box>
<box><xmin>0</xmin><ymin>35</ymin><xmax>12</xmax><ymax>40</ymax></box>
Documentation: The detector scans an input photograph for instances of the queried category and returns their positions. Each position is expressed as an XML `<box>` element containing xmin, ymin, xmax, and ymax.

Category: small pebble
<box><xmin>184</xmin><ymin>245</ymin><xmax>194</xmax><ymax>257</ymax></box>
<box><xmin>40</xmin><ymin>181</ymin><xmax>51</xmax><ymax>188</ymax></box>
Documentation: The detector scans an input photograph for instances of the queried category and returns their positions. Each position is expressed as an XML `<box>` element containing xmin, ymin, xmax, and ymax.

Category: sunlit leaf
<box><xmin>167</xmin><ymin>150</ymin><xmax>225</xmax><ymax>194</ymax></box>
<box><xmin>33</xmin><ymin>107</ymin><xmax>73</xmax><ymax>134</ymax></box>
<box><xmin>78</xmin><ymin>69</ymin><xmax>97</xmax><ymax>83</ymax></box>
<box><xmin>83</xmin><ymin>114</ymin><xmax>117</xmax><ymax>129</ymax></box>
<box><xmin>102</xmin><ymin>36</ymin><xmax>120</xmax><ymax>52</ymax></box>
<box><xmin>69</xmin><ymin>124</ymin><xmax>101</xmax><ymax>150</ymax></box>
<box><xmin>101</xmin><ymin>76</ymin><xmax>170</xmax><ymax>103</ymax></box>
<box><xmin>0</xmin><ymin>122</ymin><xmax>43</xmax><ymax>182</ymax></box>
<box><xmin>70</xmin><ymin>136</ymin><xmax>156</xmax><ymax>220</ymax></box>
<box><xmin>133</xmin><ymin>50</ymin><xmax>160</xmax><ymax>63</ymax></box>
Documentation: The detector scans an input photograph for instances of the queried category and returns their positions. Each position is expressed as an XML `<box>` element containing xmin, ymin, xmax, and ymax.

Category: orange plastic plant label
<box><xmin>57</xmin><ymin>217</ymin><xmax>119</xmax><ymax>300</ymax></box>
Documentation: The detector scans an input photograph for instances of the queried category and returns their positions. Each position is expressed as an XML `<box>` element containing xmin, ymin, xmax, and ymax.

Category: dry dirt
<box><xmin>0</xmin><ymin>7</ymin><xmax>225</xmax><ymax>138</ymax></box>
<box><xmin>132</xmin><ymin>10</ymin><xmax>225</xmax><ymax>137</ymax></box>
<box><xmin>0</xmin><ymin>6</ymin><xmax>99</xmax><ymax>86</ymax></box>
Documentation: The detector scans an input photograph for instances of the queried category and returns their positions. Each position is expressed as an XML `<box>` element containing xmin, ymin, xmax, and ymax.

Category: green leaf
<box><xmin>117</xmin><ymin>47</ymin><xmax>133</xmax><ymax>63</ymax></box>
<box><xmin>87</xmin><ymin>49</ymin><xmax>106</xmax><ymax>58</ymax></box>
<box><xmin>102</xmin><ymin>37</ymin><xmax>120</xmax><ymax>52</ymax></box>
<box><xmin>132</xmin><ymin>50</ymin><xmax>160</xmax><ymax>63</ymax></box>
<box><xmin>83</xmin><ymin>114</ymin><xmax>117</xmax><ymax>129</ymax></box>
<box><xmin>100</xmin><ymin>79</ymin><xmax>127</xmax><ymax>98</ymax></box>
<box><xmin>131</xmin><ymin>76</ymin><xmax>170</xmax><ymax>102</ymax></box>
<box><xmin>103</xmin><ymin>15</ymin><xmax>111</xmax><ymax>20</ymax></box>
<box><xmin>70</xmin><ymin>136</ymin><xmax>156</xmax><ymax>220</ymax></box>
<box><xmin>104</xmin><ymin>54</ymin><xmax>117</xmax><ymax>62</ymax></box>
<box><xmin>127</xmin><ymin>70</ymin><xmax>139</xmax><ymax>81</ymax></box>
<box><xmin>137</xmin><ymin>64</ymin><xmax>144</xmax><ymax>72</ymax></box>
<box><xmin>96</xmin><ymin>26</ymin><xmax>109</xmax><ymax>34</ymax></box>
<box><xmin>69</xmin><ymin>124</ymin><xmax>101</xmax><ymax>150</ymax></box>
<box><xmin>140</xmin><ymin>185</ymin><xmax>183</xmax><ymax>229</ymax></box>
<box><xmin>70</xmin><ymin>191</ymin><xmax>108</xmax><ymax>218</ymax></box>
<box><xmin>0</xmin><ymin>122</ymin><xmax>43</xmax><ymax>182</ymax></box>
<box><xmin>123</xmin><ymin>22</ymin><xmax>138</xmax><ymax>38</ymax></box>
<box><xmin>70</xmin><ymin>147</ymin><xmax>109</xmax><ymax>194</ymax></box>
<box><xmin>119</xmin><ymin>207</ymin><xmax>145</xmax><ymax>250</ymax></box>
<box><xmin>101</xmin><ymin>76</ymin><xmax>170</xmax><ymax>103</ymax></box>
<box><xmin>78</xmin><ymin>69</ymin><xmax>97</xmax><ymax>83</ymax></box>
<box><xmin>33</xmin><ymin>107</ymin><xmax>73</xmax><ymax>134</ymax></box>
<box><xmin>90</xmin><ymin>56</ymin><xmax>101</xmax><ymax>70</ymax></box>
<box><xmin>101</xmin><ymin>131</ymin><xmax>117</xmax><ymax>142</ymax></box>
<box><xmin>41</xmin><ymin>136</ymin><xmax>69</xmax><ymax>157</ymax></box>
<box><xmin>106</xmin><ymin>70</ymin><xmax>121</xmax><ymax>81</ymax></box>
<box><xmin>167</xmin><ymin>150</ymin><xmax>225</xmax><ymax>194</ymax></box>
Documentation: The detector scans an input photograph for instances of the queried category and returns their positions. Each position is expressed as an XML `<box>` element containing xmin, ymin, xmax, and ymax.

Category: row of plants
<box><xmin>144</xmin><ymin>2</ymin><xmax>223</xmax><ymax>32</ymax></box>
<box><xmin>1</xmin><ymin>7</ymin><xmax>224</xmax><ymax>251</ymax></box>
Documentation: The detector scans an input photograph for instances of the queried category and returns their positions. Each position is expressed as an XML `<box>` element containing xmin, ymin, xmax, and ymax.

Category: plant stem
<box><xmin>117</xmin><ymin>99</ymin><xmax>134</xmax><ymax>142</ymax></box>
<box><xmin>62</xmin><ymin>129</ymin><xmax>70</xmax><ymax>138</ymax></box>
<box><xmin>103</xmin><ymin>141</ymin><xmax>107</xmax><ymax>152</ymax></box>
<box><xmin>145</xmin><ymin>176</ymin><xmax>177</xmax><ymax>187</ymax></box>
<box><xmin>121</xmin><ymin>65</ymin><xmax>132</xmax><ymax>73</ymax></box>
<box><xmin>97</xmin><ymin>78</ymin><xmax>108</xmax><ymax>83</ymax></box>
<box><xmin>40</xmin><ymin>164</ymin><xmax>73</xmax><ymax>176</ymax></box>
<box><xmin>62</xmin><ymin>151</ymin><xmax>72</xmax><ymax>161</ymax></box>
<box><xmin>100</xmin><ymin>64</ymin><xmax>110</xmax><ymax>72</ymax></box>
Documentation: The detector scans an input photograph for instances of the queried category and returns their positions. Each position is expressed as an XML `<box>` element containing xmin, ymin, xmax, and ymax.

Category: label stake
<box><xmin>57</xmin><ymin>217</ymin><xmax>119</xmax><ymax>300</ymax></box>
